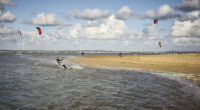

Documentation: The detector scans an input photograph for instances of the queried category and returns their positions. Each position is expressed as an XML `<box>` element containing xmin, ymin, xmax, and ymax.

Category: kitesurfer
<box><xmin>56</xmin><ymin>56</ymin><xmax>63</xmax><ymax>65</ymax></box>
<box><xmin>56</xmin><ymin>57</ymin><xmax>68</xmax><ymax>70</ymax></box>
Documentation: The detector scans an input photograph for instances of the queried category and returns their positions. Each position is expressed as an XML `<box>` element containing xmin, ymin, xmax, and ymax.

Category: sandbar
<box><xmin>65</xmin><ymin>53</ymin><xmax>200</xmax><ymax>85</ymax></box>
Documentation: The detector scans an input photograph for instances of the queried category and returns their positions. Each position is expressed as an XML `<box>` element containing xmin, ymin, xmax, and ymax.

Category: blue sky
<box><xmin>0</xmin><ymin>0</ymin><xmax>200</xmax><ymax>51</ymax></box>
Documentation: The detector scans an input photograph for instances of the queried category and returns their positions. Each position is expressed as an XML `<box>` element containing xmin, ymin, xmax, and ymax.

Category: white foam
<box><xmin>68</xmin><ymin>65</ymin><xmax>84</xmax><ymax>69</ymax></box>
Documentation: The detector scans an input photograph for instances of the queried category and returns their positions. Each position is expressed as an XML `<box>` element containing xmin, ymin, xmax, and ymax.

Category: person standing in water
<box><xmin>119</xmin><ymin>53</ymin><xmax>122</xmax><ymax>58</ymax></box>
<box><xmin>81</xmin><ymin>51</ymin><xmax>84</xmax><ymax>56</ymax></box>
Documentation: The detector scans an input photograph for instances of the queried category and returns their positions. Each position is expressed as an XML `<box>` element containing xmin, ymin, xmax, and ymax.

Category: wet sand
<box><xmin>65</xmin><ymin>53</ymin><xmax>200</xmax><ymax>85</ymax></box>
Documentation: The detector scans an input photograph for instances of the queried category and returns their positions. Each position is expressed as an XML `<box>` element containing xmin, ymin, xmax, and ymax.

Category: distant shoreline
<box><xmin>65</xmin><ymin>53</ymin><xmax>200</xmax><ymax>86</ymax></box>
<box><xmin>1</xmin><ymin>50</ymin><xmax>200</xmax><ymax>55</ymax></box>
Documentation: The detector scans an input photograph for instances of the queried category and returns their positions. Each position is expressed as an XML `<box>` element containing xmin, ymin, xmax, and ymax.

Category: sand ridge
<box><xmin>65</xmin><ymin>53</ymin><xmax>200</xmax><ymax>85</ymax></box>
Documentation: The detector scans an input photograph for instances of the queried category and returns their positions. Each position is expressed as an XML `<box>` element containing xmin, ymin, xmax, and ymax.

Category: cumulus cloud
<box><xmin>178</xmin><ymin>11</ymin><xmax>200</xmax><ymax>21</ymax></box>
<box><xmin>171</xmin><ymin>18</ymin><xmax>200</xmax><ymax>37</ymax></box>
<box><xmin>69</xmin><ymin>14</ymin><xmax>163</xmax><ymax>42</ymax></box>
<box><xmin>175</xmin><ymin>0</ymin><xmax>200</xmax><ymax>12</ymax></box>
<box><xmin>0</xmin><ymin>25</ymin><xmax>17</xmax><ymax>35</ymax></box>
<box><xmin>82</xmin><ymin>21</ymin><xmax>101</xmax><ymax>27</ymax></box>
<box><xmin>158</xmin><ymin>4</ymin><xmax>174</xmax><ymax>18</ymax></box>
<box><xmin>53</xmin><ymin>27</ymin><xmax>70</xmax><ymax>40</ymax></box>
<box><xmin>116</xmin><ymin>6</ymin><xmax>136</xmax><ymax>20</ymax></box>
<box><xmin>141</xmin><ymin>4</ymin><xmax>178</xmax><ymax>20</ymax></box>
<box><xmin>171</xmin><ymin>17</ymin><xmax>200</xmax><ymax>46</ymax></box>
<box><xmin>0</xmin><ymin>0</ymin><xmax>16</xmax><ymax>22</ymax></box>
<box><xmin>141</xmin><ymin>10</ymin><xmax>156</xmax><ymax>19</ymax></box>
<box><xmin>173</xmin><ymin>37</ymin><xmax>200</xmax><ymax>46</ymax></box>
<box><xmin>70</xmin><ymin>9</ymin><xmax>112</xmax><ymax>20</ymax></box>
<box><xmin>0</xmin><ymin>0</ymin><xmax>16</xmax><ymax>11</ymax></box>
<box><xmin>27</xmin><ymin>13</ymin><xmax>71</xmax><ymax>26</ymax></box>
<box><xmin>69</xmin><ymin>15</ymin><xmax>134</xmax><ymax>39</ymax></box>
<box><xmin>123</xmin><ymin>40</ymin><xmax>129</xmax><ymax>45</ymax></box>
<box><xmin>142</xmin><ymin>23</ymin><xmax>156</xmax><ymax>35</ymax></box>
<box><xmin>0</xmin><ymin>10</ymin><xmax>16</xmax><ymax>22</ymax></box>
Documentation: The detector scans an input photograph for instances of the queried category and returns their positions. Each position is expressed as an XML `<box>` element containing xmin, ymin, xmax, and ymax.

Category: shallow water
<box><xmin>0</xmin><ymin>53</ymin><xmax>199</xmax><ymax>110</ymax></box>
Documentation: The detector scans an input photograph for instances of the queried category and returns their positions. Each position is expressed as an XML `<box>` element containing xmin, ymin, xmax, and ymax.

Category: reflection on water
<box><xmin>0</xmin><ymin>53</ymin><xmax>199</xmax><ymax>110</ymax></box>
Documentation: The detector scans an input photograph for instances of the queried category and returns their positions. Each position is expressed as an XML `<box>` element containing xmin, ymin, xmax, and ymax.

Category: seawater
<box><xmin>0</xmin><ymin>52</ymin><xmax>199</xmax><ymax>110</ymax></box>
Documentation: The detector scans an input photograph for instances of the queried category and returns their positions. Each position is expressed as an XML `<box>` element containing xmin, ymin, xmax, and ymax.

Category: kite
<box><xmin>154</xmin><ymin>19</ymin><xmax>158</xmax><ymax>24</ymax></box>
<box><xmin>18</xmin><ymin>31</ymin><xmax>22</xmax><ymax>35</ymax></box>
<box><xmin>158</xmin><ymin>42</ymin><xmax>162</xmax><ymax>48</ymax></box>
<box><xmin>36</xmin><ymin>27</ymin><xmax>42</xmax><ymax>35</ymax></box>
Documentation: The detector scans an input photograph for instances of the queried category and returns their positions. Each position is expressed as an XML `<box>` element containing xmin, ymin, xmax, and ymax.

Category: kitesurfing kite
<box><xmin>158</xmin><ymin>42</ymin><xmax>162</xmax><ymax>48</ymax></box>
<box><xmin>36</xmin><ymin>27</ymin><xmax>42</xmax><ymax>35</ymax></box>
<box><xmin>154</xmin><ymin>19</ymin><xmax>158</xmax><ymax>24</ymax></box>
<box><xmin>18</xmin><ymin>31</ymin><xmax>22</xmax><ymax>35</ymax></box>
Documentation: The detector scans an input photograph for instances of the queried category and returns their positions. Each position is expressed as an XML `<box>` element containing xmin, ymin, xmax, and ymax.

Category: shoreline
<box><xmin>65</xmin><ymin>53</ymin><xmax>200</xmax><ymax>86</ymax></box>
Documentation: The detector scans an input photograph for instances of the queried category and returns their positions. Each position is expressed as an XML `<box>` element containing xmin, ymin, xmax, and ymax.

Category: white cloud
<box><xmin>69</xmin><ymin>14</ymin><xmax>163</xmax><ymax>42</ymax></box>
<box><xmin>142</xmin><ymin>23</ymin><xmax>156</xmax><ymax>35</ymax></box>
<box><xmin>116</xmin><ymin>6</ymin><xmax>135</xmax><ymax>20</ymax></box>
<box><xmin>82</xmin><ymin>20</ymin><xmax>101</xmax><ymax>27</ymax></box>
<box><xmin>0</xmin><ymin>0</ymin><xmax>16</xmax><ymax>23</ymax></box>
<box><xmin>178</xmin><ymin>11</ymin><xmax>200</xmax><ymax>21</ymax></box>
<box><xmin>0</xmin><ymin>0</ymin><xmax>16</xmax><ymax>10</ymax></box>
<box><xmin>171</xmin><ymin>17</ymin><xmax>200</xmax><ymax>46</ymax></box>
<box><xmin>171</xmin><ymin>18</ymin><xmax>200</xmax><ymax>37</ymax></box>
<box><xmin>54</xmin><ymin>27</ymin><xmax>70</xmax><ymax>39</ymax></box>
<box><xmin>141</xmin><ymin>4</ymin><xmax>177</xmax><ymax>20</ymax></box>
<box><xmin>70</xmin><ymin>9</ymin><xmax>112</xmax><ymax>20</ymax></box>
<box><xmin>141</xmin><ymin>10</ymin><xmax>156</xmax><ymax>19</ymax></box>
<box><xmin>69</xmin><ymin>15</ymin><xmax>134</xmax><ymax>39</ymax></box>
<box><xmin>0</xmin><ymin>10</ymin><xmax>16</xmax><ymax>22</ymax></box>
<box><xmin>123</xmin><ymin>40</ymin><xmax>129</xmax><ymax>45</ymax></box>
<box><xmin>0</xmin><ymin>0</ymin><xmax>16</xmax><ymax>6</ymax></box>
<box><xmin>27</xmin><ymin>13</ymin><xmax>71</xmax><ymax>26</ymax></box>
<box><xmin>158</xmin><ymin>4</ymin><xmax>174</xmax><ymax>18</ymax></box>
<box><xmin>175</xmin><ymin>0</ymin><xmax>200</xmax><ymax>12</ymax></box>
<box><xmin>0</xmin><ymin>25</ymin><xmax>16</xmax><ymax>35</ymax></box>
<box><xmin>173</xmin><ymin>37</ymin><xmax>200</xmax><ymax>46</ymax></box>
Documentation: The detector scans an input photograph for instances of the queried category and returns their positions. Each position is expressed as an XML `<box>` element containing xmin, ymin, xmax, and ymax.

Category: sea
<box><xmin>0</xmin><ymin>51</ymin><xmax>200</xmax><ymax>110</ymax></box>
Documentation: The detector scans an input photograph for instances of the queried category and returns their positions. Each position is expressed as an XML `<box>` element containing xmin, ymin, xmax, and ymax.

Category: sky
<box><xmin>0</xmin><ymin>0</ymin><xmax>200</xmax><ymax>51</ymax></box>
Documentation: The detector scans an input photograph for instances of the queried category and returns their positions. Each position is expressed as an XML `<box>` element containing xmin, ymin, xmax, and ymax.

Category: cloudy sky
<box><xmin>0</xmin><ymin>0</ymin><xmax>200</xmax><ymax>51</ymax></box>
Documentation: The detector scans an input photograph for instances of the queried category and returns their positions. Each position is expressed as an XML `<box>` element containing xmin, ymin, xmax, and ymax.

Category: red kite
<box><xmin>18</xmin><ymin>31</ymin><xmax>22</xmax><ymax>35</ymax></box>
<box><xmin>36</xmin><ymin>27</ymin><xmax>42</xmax><ymax>35</ymax></box>
<box><xmin>154</xmin><ymin>19</ymin><xmax>158</xmax><ymax>24</ymax></box>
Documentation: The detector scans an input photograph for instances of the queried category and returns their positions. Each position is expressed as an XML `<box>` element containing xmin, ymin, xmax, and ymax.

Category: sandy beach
<box><xmin>65</xmin><ymin>53</ymin><xmax>200</xmax><ymax>85</ymax></box>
